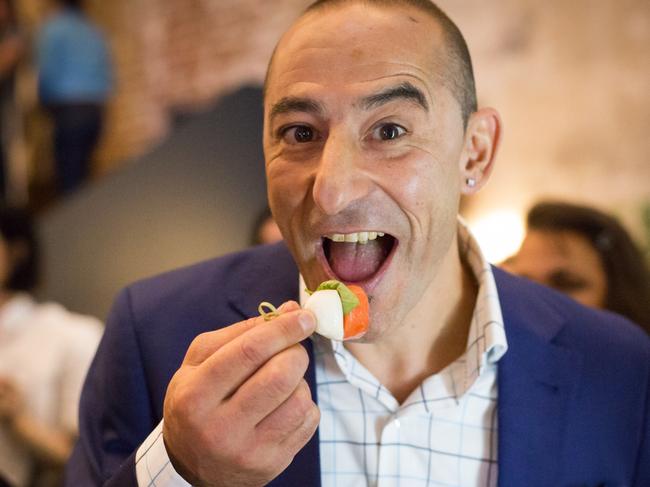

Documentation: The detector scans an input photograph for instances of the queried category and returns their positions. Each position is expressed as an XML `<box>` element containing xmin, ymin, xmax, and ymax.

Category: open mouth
<box><xmin>321</xmin><ymin>231</ymin><xmax>397</xmax><ymax>285</ymax></box>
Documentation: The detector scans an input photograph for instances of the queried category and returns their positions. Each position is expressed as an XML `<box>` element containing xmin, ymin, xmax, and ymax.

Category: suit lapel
<box><xmin>494</xmin><ymin>268</ymin><xmax>582</xmax><ymax>487</ymax></box>
<box><xmin>226</xmin><ymin>242</ymin><xmax>301</xmax><ymax>319</ymax></box>
<box><xmin>227</xmin><ymin>243</ymin><xmax>322</xmax><ymax>487</ymax></box>
<box><xmin>270</xmin><ymin>338</ymin><xmax>321</xmax><ymax>487</ymax></box>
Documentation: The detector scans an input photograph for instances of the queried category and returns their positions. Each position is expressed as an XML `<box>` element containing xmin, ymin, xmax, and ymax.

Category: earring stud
<box><xmin>466</xmin><ymin>178</ymin><xmax>476</xmax><ymax>188</ymax></box>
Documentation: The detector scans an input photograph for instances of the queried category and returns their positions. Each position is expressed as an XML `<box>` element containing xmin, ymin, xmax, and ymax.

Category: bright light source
<box><xmin>468</xmin><ymin>210</ymin><xmax>525</xmax><ymax>264</ymax></box>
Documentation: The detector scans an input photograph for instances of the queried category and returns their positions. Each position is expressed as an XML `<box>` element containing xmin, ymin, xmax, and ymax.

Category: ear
<box><xmin>459</xmin><ymin>107</ymin><xmax>502</xmax><ymax>195</ymax></box>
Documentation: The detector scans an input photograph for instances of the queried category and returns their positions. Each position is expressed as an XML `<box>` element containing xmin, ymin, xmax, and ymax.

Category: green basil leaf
<box><xmin>315</xmin><ymin>280</ymin><xmax>359</xmax><ymax>315</ymax></box>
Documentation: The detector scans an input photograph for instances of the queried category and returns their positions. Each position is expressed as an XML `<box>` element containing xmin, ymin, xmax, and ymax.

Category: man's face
<box><xmin>264</xmin><ymin>4</ymin><xmax>468</xmax><ymax>340</ymax></box>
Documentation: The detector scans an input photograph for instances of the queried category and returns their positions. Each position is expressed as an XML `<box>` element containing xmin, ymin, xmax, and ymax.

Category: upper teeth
<box><xmin>325</xmin><ymin>231</ymin><xmax>385</xmax><ymax>244</ymax></box>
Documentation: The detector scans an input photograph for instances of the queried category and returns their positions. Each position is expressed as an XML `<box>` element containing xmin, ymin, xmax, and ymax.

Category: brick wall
<box><xmin>87</xmin><ymin>0</ymin><xmax>310</xmax><ymax>174</ymax></box>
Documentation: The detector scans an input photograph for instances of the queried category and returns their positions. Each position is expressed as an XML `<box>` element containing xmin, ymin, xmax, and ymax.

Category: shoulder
<box><xmin>101</xmin><ymin>243</ymin><xmax>298</xmax><ymax>385</ymax></box>
<box><xmin>120</xmin><ymin>242</ymin><xmax>298</xmax><ymax>328</ymax></box>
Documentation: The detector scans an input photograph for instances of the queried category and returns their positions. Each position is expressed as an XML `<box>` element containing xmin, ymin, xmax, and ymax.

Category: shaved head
<box><xmin>265</xmin><ymin>0</ymin><xmax>477</xmax><ymax>127</ymax></box>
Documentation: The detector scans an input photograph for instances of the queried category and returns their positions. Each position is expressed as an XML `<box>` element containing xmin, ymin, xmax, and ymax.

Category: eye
<box><xmin>549</xmin><ymin>271</ymin><xmax>588</xmax><ymax>292</ymax></box>
<box><xmin>373</xmin><ymin>123</ymin><xmax>406</xmax><ymax>141</ymax></box>
<box><xmin>281</xmin><ymin>125</ymin><xmax>316</xmax><ymax>144</ymax></box>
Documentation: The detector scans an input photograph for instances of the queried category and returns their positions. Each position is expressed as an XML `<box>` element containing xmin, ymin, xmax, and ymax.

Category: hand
<box><xmin>162</xmin><ymin>301</ymin><xmax>320</xmax><ymax>487</ymax></box>
<box><xmin>0</xmin><ymin>377</ymin><xmax>23</xmax><ymax>424</ymax></box>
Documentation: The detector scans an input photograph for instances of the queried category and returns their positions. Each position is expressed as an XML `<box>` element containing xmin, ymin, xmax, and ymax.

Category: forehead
<box><xmin>266</xmin><ymin>4</ymin><xmax>445</xmax><ymax>103</ymax></box>
<box><xmin>518</xmin><ymin>230</ymin><xmax>603</xmax><ymax>270</ymax></box>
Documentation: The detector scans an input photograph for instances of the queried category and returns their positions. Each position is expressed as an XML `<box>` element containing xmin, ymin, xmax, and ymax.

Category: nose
<box><xmin>312</xmin><ymin>132</ymin><xmax>372</xmax><ymax>215</ymax></box>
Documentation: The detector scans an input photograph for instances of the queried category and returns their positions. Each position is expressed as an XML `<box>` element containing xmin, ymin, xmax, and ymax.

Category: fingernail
<box><xmin>298</xmin><ymin>311</ymin><xmax>316</xmax><ymax>333</ymax></box>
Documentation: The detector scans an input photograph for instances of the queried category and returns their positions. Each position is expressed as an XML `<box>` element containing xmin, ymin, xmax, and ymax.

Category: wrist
<box><xmin>162</xmin><ymin>433</ymin><xmax>202</xmax><ymax>486</ymax></box>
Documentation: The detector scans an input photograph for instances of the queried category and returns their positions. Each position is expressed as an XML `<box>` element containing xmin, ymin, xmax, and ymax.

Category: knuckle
<box><xmin>194</xmin><ymin>421</ymin><xmax>217</xmax><ymax>449</ymax></box>
<box><xmin>277</xmin><ymin>381</ymin><xmax>315</xmax><ymax>431</ymax></box>
<box><xmin>238</xmin><ymin>335</ymin><xmax>265</xmax><ymax>366</ymax></box>
<box><xmin>285</xmin><ymin>344</ymin><xmax>309</xmax><ymax>375</ymax></box>
<box><xmin>168</xmin><ymin>381</ymin><xmax>200</xmax><ymax>418</ymax></box>
<box><xmin>231</xmin><ymin>444</ymin><xmax>265</xmax><ymax>473</ymax></box>
<box><xmin>292</xmin><ymin>381</ymin><xmax>314</xmax><ymax>415</ymax></box>
<box><xmin>280</xmin><ymin>407</ymin><xmax>320</xmax><ymax>459</ymax></box>
<box><xmin>265</xmin><ymin>363</ymin><xmax>296</xmax><ymax>397</ymax></box>
<box><xmin>299</xmin><ymin>406</ymin><xmax>320</xmax><ymax>440</ymax></box>
<box><xmin>308</xmin><ymin>404</ymin><xmax>321</xmax><ymax>427</ymax></box>
<box><xmin>262</xmin><ymin>348</ymin><xmax>309</xmax><ymax>399</ymax></box>
<box><xmin>229</xmin><ymin>447</ymin><xmax>250</xmax><ymax>469</ymax></box>
<box><xmin>185</xmin><ymin>331</ymin><xmax>210</xmax><ymax>358</ymax></box>
<box><xmin>243</xmin><ymin>315</ymin><xmax>262</xmax><ymax>328</ymax></box>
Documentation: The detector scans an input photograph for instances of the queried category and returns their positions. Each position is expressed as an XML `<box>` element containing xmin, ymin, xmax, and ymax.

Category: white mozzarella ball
<box><xmin>304</xmin><ymin>289</ymin><xmax>344</xmax><ymax>341</ymax></box>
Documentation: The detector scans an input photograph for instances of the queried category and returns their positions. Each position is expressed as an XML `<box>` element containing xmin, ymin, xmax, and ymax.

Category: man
<box><xmin>37</xmin><ymin>0</ymin><xmax>113</xmax><ymax>195</ymax></box>
<box><xmin>65</xmin><ymin>1</ymin><xmax>650</xmax><ymax>486</ymax></box>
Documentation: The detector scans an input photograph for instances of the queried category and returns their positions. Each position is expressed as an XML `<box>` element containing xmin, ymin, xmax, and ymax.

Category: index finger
<box><xmin>183</xmin><ymin>300</ymin><xmax>301</xmax><ymax>366</ymax></box>
<box><xmin>194</xmin><ymin>308</ymin><xmax>316</xmax><ymax>400</ymax></box>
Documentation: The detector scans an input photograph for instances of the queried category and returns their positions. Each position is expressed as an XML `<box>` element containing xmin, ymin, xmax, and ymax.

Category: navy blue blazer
<box><xmin>65</xmin><ymin>242</ymin><xmax>650</xmax><ymax>487</ymax></box>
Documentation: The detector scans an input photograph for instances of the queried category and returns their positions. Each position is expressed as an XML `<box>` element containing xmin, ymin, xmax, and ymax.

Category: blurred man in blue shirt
<box><xmin>37</xmin><ymin>0</ymin><xmax>112</xmax><ymax>195</ymax></box>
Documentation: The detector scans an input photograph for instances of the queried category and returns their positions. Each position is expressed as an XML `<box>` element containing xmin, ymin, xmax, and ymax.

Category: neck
<box><xmin>345</xmin><ymin>237</ymin><xmax>478</xmax><ymax>403</ymax></box>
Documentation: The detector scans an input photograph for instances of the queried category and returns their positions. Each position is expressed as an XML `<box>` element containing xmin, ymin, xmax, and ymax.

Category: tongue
<box><xmin>328</xmin><ymin>240</ymin><xmax>387</xmax><ymax>282</ymax></box>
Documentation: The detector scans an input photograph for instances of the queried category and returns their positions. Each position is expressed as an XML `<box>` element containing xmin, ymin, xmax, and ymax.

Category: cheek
<box><xmin>377</xmin><ymin>153</ymin><xmax>459</xmax><ymax>223</ymax></box>
<box><xmin>588</xmin><ymin>271</ymin><xmax>608</xmax><ymax>309</ymax></box>
<box><xmin>266</xmin><ymin>163</ymin><xmax>313</xmax><ymax>233</ymax></box>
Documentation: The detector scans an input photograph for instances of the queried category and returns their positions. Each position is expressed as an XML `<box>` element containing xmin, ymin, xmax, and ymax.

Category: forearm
<box><xmin>7</xmin><ymin>413</ymin><xmax>74</xmax><ymax>466</ymax></box>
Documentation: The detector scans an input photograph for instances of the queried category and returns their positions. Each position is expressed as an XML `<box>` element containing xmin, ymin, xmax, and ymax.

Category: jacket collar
<box><xmin>226</xmin><ymin>242</ymin><xmax>300</xmax><ymax>318</ymax></box>
<box><xmin>494</xmin><ymin>267</ymin><xmax>582</xmax><ymax>487</ymax></box>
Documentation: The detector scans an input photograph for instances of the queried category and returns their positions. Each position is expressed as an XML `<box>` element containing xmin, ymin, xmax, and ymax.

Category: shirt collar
<box><xmin>457</xmin><ymin>217</ymin><xmax>508</xmax><ymax>371</ymax></box>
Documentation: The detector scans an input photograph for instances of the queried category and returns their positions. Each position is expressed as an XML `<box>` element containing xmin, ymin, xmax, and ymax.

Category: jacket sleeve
<box><xmin>65</xmin><ymin>287</ymin><xmax>156</xmax><ymax>487</ymax></box>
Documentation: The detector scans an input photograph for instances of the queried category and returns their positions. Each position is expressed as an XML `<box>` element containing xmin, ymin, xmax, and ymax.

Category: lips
<box><xmin>321</xmin><ymin>232</ymin><xmax>397</xmax><ymax>286</ymax></box>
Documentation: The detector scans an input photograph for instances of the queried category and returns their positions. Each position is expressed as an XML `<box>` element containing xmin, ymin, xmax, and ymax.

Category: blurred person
<box><xmin>36</xmin><ymin>0</ymin><xmax>113</xmax><ymax>195</ymax></box>
<box><xmin>503</xmin><ymin>201</ymin><xmax>650</xmax><ymax>334</ymax></box>
<box><xmin>0</xmin><ymin>0</ymin><xmax>24</xmax><ymax>203</ymax></box>
<box><xmin>66</xmin><ymin>2</ymin><xmax>650</xmax><ymax>486</ymax></box>
<box><xmin>251</xmin><ymin>206</ymin><xmax>283</xmax><ymax>245</ymax></box>
<box><xmin>0</xmin><ymin>207</ymin><xmax>102</xmax><ymax>487</ymax></box>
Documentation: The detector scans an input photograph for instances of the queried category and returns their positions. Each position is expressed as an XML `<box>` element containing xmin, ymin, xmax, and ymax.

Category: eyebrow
<box><xmin>267</xmin><ymin>81</ymin><xmax>429</xmax><ymax>127</ymax></box>
<box><xmin>359</xmin><ymin>82</ymin><xmax>429</xmax><ymax>112</ymax></box>
<box><xmin>269</xmin><ymin>97</ymin><xmax>324</xmax><ymax>124</ymax></box>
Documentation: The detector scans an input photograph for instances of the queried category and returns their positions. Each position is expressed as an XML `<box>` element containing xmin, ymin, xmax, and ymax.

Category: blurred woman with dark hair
<box><xmin>0</xmin><ymin>208</ymin><xmax>102</xmax><ymax>487</ymax></box>
<box><xmin>504</xmin><ymin>201</ymin><xmax>650</xmax><ymax>334</ymax></box>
